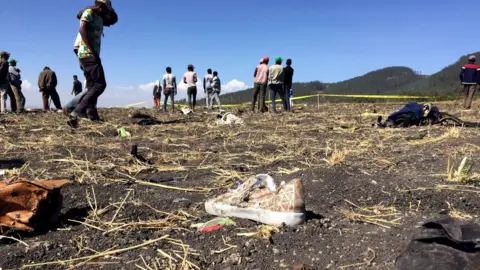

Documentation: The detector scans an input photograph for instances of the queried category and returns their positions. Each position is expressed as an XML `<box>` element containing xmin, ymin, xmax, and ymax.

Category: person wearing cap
<box><xmin>70</xmin><ymin>0</ymin><xmax>116</xmax><ymax>124</ymax></box>
<box><xmin>283</xmin><ymin>59</ymin><xmax>294</xmax><ymax>112</ymax></box>
<box><xmin>269</xmin><ymin>56</ymin><xmax>286</xmax><ymax>113</ymax></box>
<box><xmin>153</xmin><ymin>80</ymin><xmax>162</xmax><ymax>110</ymax></box>
<box><xmin>204</xmin><ymin>69</ymin><xmax>214</xmax><ymax>109</ymax></box>
<box><xmin>459</xmin><ymin>55</ymin><xmax>480</xmax><ymax>110</ymax></box>
<box><xmin>252</xmin><ymin>56</ymin><xmax>269</xmax><ymax>112</ymax></box>
<box><xmin>38</xmin><ymin>67</ymin><xmax>62</xmax><ymax>113</ymax></box>
<box><xmin>0</xmin><ymin>51</ymin><xmax>12</xmax><ymax>114</ymax></box>
<box><xmin>163</xmin><ymin>67</ymin><xmax>177</xmax><ymax>112</ymax></box>
<box><xmin>183</xmin><ymin>64</ymin><xmax>198</xmax><ymax>112</ymax></box>
<box><xmin>8</xmin><ymin>59</ymin><xmax>25</xmax><ymax>113</ymax></box>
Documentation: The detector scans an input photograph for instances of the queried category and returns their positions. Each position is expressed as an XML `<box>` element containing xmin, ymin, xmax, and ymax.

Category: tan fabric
<box><xmin>0</xmin><ymin>178</ymin><xmax>71</xmax><ymax>233</ymax></box>
<box><xmin>464</xmin><ymin>84</ymin><xmax>477</xmax><ymax>109</ymax></box>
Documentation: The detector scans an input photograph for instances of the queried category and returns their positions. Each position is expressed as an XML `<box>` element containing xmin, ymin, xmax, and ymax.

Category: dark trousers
<box><xmin>10</xmin><ymin>84</ymin><xmax>25</xmax><ymax>112</ymax></box>
<box><xmin>270</xmin><ymin>84</ymin><xmax>286</xmax><ymax>112</ymax></box>
<box><xmin>463</xmin><ymin>84</ymin><xmax>477</xmax><ymax>109</ymax></box>
<box><xmin>42</xmin><ymin>88</ymin><xmax>62</xmax><ymax>111</ymax></box>
<box><xmin>252</xmin><ymin>83</ymin><xmax>267</xmax><ymax>112</ymax></box>
<box><xmin>187</xmin><ymin>86</ymin><xmax>197</xmax><ymax>110</ymax></box>
<box><xmin>284</xmin><ymin>84</ymin><xmax>292</xmax><ymax>112</ymax></box>
<box><xmin>75</xmin><ymin>57</ymin><xmax>107</xmax><ymax>116</ymax></box>
<box><xmin>163</xmin><ymin>89</ymin><xmax>175</xmax><ymax>111</ymax></box>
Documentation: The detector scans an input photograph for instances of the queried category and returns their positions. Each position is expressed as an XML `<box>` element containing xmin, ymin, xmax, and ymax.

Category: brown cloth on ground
<box><xmin>0</xmin><ymin>178</ymin><xmax>71</xmax><ymax>234</ymax></box>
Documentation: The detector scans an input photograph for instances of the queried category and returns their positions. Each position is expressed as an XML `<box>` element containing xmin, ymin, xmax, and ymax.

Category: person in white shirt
<box><xmin>163</xmin><ymin>66</ymin><xmax>177</xmax><ymax>112</ymax></box>
<box><xmin>183</xmin><ymin>64</ymin><xmax>198</xmax><ymax>111</ymax></box>
<box><xmin>203</xmin><ymin>69</ymin><xmax>213</xmax><ymax>108</ymax></box>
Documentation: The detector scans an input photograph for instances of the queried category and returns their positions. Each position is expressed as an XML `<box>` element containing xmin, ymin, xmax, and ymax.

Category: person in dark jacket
<box><xmin>459</xmin><ymin>55</ymin><xmax>480</xmax><ymax>110</ymax></box>
<box><xmin>72</xmin><ymin>75</ymin><xmax>83</xmax><ymax>96</ymax></box>
<box><xmin>9</xmin><ymin>59</ymin><xmax>25</xmax><ymax>113</ymax></box>
<box><xmin>38</xmin><ymin>67</ymin><xmax>62</xmax><ymax>113</ymax></box>
<box><xmin>0</xmin><ymin>51</ymin><xmax>11</xmax><ymax>113</ymax></box>
<box><xmin>283</xmin><ymin>59</ymin><xmax>294</xmax><ymax>112</ymax></box>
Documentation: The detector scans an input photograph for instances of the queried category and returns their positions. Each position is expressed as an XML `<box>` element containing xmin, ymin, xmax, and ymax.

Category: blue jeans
<box><xmin>270</xmin><ymin>84</ymin><xmax>286</xmax><ymax>112</ymax></box>
<box><xmin>65</xmin><ymin>89</ymin><xmax>88</xmax><ymax>111</ymax></box>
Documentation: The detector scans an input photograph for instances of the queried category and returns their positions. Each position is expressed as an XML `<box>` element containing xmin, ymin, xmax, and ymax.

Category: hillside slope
<box><xmin>198</xmin><ymin>52</ymin><xmax>479</xmax><ymax>104</ymax></box>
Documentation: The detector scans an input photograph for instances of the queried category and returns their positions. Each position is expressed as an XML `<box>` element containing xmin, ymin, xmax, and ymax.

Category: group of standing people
<box><xmin>152</xmin><ymin>65</ymin><xmax>223</xmax><ymax>112</ymax></box>
<box><xmin>252</xmin><ymin>56</ymin><xmax>294</xmax><ymax>113</ymax></box>
<box><xmin>0</xmin><ymin>52</ymin><xmax>26</xmax><ymax>114</ymax></box>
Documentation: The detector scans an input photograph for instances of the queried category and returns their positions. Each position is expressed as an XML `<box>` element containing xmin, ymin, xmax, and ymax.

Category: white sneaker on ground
<box><xmin>205</xmin><ymin>175</ymin><xmax>306</xmax><ymax>227</ymax></box>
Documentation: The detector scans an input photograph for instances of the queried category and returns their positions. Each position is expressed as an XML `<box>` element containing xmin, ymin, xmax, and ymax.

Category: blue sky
<box><xmin>2</xmin><ymin>0</ymin><xmax>480</xmax><ymax>107</ymax></box>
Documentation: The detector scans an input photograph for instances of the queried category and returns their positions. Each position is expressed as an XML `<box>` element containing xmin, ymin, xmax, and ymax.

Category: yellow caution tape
<box><xmin>129</xmin><ymin>93</ymin><xmax>458</xmax><ymax>109</ymax></box>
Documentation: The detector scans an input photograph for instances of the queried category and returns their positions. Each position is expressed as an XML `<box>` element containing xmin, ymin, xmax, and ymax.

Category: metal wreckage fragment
<box><xmin>0</xmin><ymin>177</ymin><xmax>71</xmax><ymax>234</ymax></box>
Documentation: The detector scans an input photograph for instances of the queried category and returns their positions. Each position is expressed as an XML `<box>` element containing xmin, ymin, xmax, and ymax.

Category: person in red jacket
<box><xmin>459</xmin><ymin>55</ymin><xmax>480</xmax><ymax>110</ymax></box>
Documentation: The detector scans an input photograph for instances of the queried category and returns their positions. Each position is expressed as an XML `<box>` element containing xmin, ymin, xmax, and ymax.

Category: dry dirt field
<box><xmin>1</xmin><ymin>101</ymin><xmax>480</xmax><ymax>270</ymax></box>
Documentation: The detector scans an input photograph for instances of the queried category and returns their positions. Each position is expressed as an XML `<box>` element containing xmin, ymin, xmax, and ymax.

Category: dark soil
<box><xmin>1</xmin><ymin>102</ymin><xmax>480</xmax><ymax>270</ymax></box>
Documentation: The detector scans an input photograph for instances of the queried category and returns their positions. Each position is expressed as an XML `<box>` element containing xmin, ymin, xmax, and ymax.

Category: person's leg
<box><xmin>214</xmin><ymin>93</ymin><xmax>222</xmax><ymax>110</ymax></box>
<box><xmin>192</xmin><ymin>87</ymin><xmax>197</xmax><ymax>111</ymax></box>
<box><xmin>19</xmin><ymin>88</ymin><xmax>26</xmax><ymax>111</ymax></box>
<box><xmin>466</xmin><ymin>85</ymin><xmax>477</xmax><ymax>109</ymax></box>
<box><xmin>260</xmin><ymin>84</ymin><xmax>267</xmax><ymax>112</ymax></box>
<box><xmin>270</xmin><ymin>86</ymin><xmax>277</xmax><ymax>112</ymax></box>
<box><xmin>284</xmin><ymin>84</ymin><xmax>291</xmax><ymax>112</ymax></box>
<box><xmin>66</xmin><ymin>89</ymin><xmax>88</xmax><ymax>112</ymax></box>
<box><xmin>10</xmin><ymin>85</ymin><xmax>23</xmax><ymax>113</ymax></box>
<box><xmin>171</xmin><ymin>92</ymin><xmax>175</xmax><ymax>111</ymax></box>
<box><xmin>163</xmin><ymin>93</ymin><xmax>168</xmax><ymax>111</ymax></box>
<box><xmin>206</xmin><ymin>90</ymin><xmax>210</xmax><ymax>109</ymax></box>
<box><xmin>187</xmin><ymin>87</ymin><xmax>193</xmax><ymax>110</ymax></box>
<box><xmin>42</xmin><ymin>90</ymin><xmax>50</xmax><ymax>112</ymax></box>
<box><xmin>6</xmin><ymin>85</ymin><xmax>16</xmax><ymax>113</ymax></box>
<box><xmin>279</xmin><ymin>84</ymin><xmax>288</xmax><ymax>111</ymax></box>
<box><xmin>0</xmin><ymin>84</ymin><xmax>7</xmax><ymax>113</ymax></box>
<box><xmin>252</xmin><ymin>83</ymin><xmax>260</xmax><ymax>111</ymax></box>
<box><xmin>74</xmin><ymin>57</ymin><xmax>107</xmax><ymax>117</ymax></box>
<box><xmin>50</xmin><ymin>89</ymin><xmax>62</xmax><ymax>110</ymax></box>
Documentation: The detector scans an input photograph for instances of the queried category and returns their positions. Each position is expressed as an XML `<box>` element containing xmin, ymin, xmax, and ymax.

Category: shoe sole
<box><xmin>205</xmin><ymin>200</ymin><xmax>306</xmax><ymax>227</ymax></box>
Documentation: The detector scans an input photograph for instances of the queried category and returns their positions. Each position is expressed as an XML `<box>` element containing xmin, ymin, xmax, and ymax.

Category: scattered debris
<box><xmin>181</xmin><ymin>108</ymin><xmax>193</xmax><ymax>115</ymax></box>
<box><xmin>117</xmin><ymin>127</ymin><xmax>131</xmax><ymax>137</ymax></box>
<box><xmin>0</xmin><ymin>177</ymin><xmax>71</xmax><ymax>233</ymax></box>
<box><xmin>191</xmin><ymin>217</ymin><xmax>236</xmax><ymax>232</ymax></box>
<box><xmin>216</xmin><ymin>113</ymin><xmax>244</xmax><ymax>126</ymax></box>
<box><xmin>237</xmin><ymin>225</ymin><xmax>279</xmax><ymax>241</ymax></box>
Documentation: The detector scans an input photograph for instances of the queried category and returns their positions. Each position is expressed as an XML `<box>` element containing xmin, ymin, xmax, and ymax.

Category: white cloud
<box><xmin>22</xmin><ymin>80</ymin><xmax>32</xmax><ymax>91</ymax></box>
<box><xmin>222</xmin><ymin>79</ymin><xmax>249</xmax><ymax>93</ymax></box>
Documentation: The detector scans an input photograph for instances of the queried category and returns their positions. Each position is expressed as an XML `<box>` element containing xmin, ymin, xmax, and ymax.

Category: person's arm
<box><xmin>79</xmin><ymin>10</ymin><xmax>99</xmax><ymax>62</ymax></box>
<box><xmin>163</xmin><ymin>77</ymin><xmax>167</xmax><ymax>90</ymax></box>
<box><xmin>203</xmin><ymin>77</ymin><xmax>206</xmax><ymax>92</ymax></box>
<box><xmin>173</xmin><ymin>77</ymin><xmax>177</xmax><ymax>95</ymax></box>
<box><xmin>52</xmin><ymin>72</ymin><xmax>58</xmax><ymax>88</ymax></box>
<box><xmin>38</xmin><ymin>72</ymin><xmax>43</xmax><ymax>89</ymax></box>
<box><xmin>72</xmin><ymin>82</ymin><xmax>75</xmax><ymax>95</ymax></box>
<box><xmin>194</xmin><ymin>73</ymin><xmax>198</xmax><ymax>83</ymax></box>
<box><xmin>254</xmin><ymin>67</ymin><xmax>258</xmax><ymax>78</ymax></box>
<box><xmin>459</xmin><ymin>67</ymin><xmax>465</xmax><ymax>82</ymax></box>
<box><xmin>183</xmin><ymin>75</ymin><xmax>187</xmax><ymax>84</ymax></box>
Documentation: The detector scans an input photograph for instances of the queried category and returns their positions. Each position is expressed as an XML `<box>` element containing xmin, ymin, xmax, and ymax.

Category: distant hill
<box><xmin>196</xmin><ymin>52</ymin><xmax>478</xmax><ymax>104</ymax></box>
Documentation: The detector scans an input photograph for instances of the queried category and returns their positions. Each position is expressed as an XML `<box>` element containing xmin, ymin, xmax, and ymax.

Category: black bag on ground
<box><xmin>395</xmin><ymin>217</ymin><xmax>480</xmax><ymax>270</ymax></box>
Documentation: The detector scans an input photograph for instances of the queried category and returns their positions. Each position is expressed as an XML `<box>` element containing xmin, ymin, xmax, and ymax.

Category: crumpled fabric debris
<box><xmin>0</xmin><ymin>177</ymin><xmax>71</xmax><ymax>234</ymax></box>
<box><xmin>216</xmin><ymin>113</ymin><xmax>244</xmax><ymax>126</ymax></box>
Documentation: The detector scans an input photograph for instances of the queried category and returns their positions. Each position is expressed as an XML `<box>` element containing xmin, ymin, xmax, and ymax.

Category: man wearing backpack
<box><xmin>459</xmin><ymin>55</ymin><xmax>480</xmax><ymax>110</ymax></box>
<box><xmin>8</xmin><ymin>59</ymin><xmax>25</xmax><ymax>113</ymax></box>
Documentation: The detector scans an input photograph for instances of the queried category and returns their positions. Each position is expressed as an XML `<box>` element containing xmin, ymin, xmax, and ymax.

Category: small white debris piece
<box><xmin>216</xmin><ymin>113</ymin><xmax>244</xmax><ymax>126</ymax></box>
